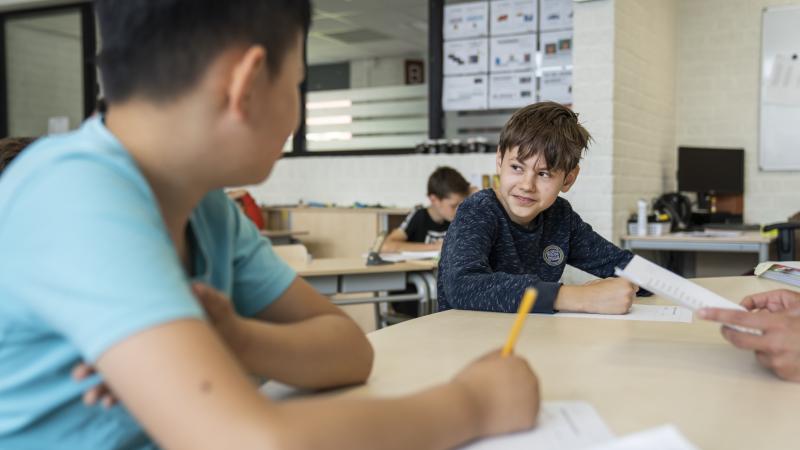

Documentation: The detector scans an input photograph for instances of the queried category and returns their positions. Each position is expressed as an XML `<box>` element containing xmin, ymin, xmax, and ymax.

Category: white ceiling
<box><xmin>309</xmin><ymin>0</ymin><xmax>429</xmax><ymax>65</ymax></box>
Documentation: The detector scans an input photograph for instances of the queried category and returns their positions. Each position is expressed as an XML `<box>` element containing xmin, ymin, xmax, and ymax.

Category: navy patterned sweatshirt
<box><xmin>437</xmin><ymin>189</ymin><xmax>634</xmax><ymax>314</ymax></box>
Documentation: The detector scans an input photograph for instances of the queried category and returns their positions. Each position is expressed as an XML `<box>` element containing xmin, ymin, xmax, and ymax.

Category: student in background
<box><xmin>0</xmin><ymin>137</ymin><xmax>35</xmax><ymax>174</ymax></box>
<box><xmin>383</xmin><ymin>166</ymin><xmax>471</xmax><ymax>253</ymax></box>
<box><xmin>438</xmin><ymin>101</ymin><xmax>639</xmax><ymax>315</ymax></box>
<box><xmin>699</xmin><ymin>289</ymin><xmax>800</xmax><ymax>382</ymax></box>
<box><xmin>227</xmin><ymin>189</ymin><xmax>266</xmax><ymax>229</ymax></box>
<box><xmin>0</xmin><ymin>1</ymin><xmax>540</xmax><ymax>449</ymax></box>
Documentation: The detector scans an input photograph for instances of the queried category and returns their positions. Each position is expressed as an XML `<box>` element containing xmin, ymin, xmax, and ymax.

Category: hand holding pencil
<box><xmin>450</xmin><ymin>288</ymin><xmax>541</xmax><ymax>437</ymax></box>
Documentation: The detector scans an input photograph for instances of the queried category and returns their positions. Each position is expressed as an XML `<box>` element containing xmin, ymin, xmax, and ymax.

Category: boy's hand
<box><xmin>452</xmin><ymin>350</ymin><xmax>540</xmax><ymax>437</ymax></box>
<box><xmin>192</xmin><ymin>283</ymin><xmax>249</xmax><ymax>355</ymax></box>
<box><xmin>72</xmin><ymin>363</ymin><xmax>117</xmax><ymax>408</ymax></box>
<box><xmin>556</xmin><ymin>278</ymin><xmax>636</xmax><ymax>314</ymax></box>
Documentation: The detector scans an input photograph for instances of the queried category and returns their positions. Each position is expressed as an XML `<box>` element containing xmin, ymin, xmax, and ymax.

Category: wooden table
<box><xmin>289</xmin><ymin>257</ymin><xmax>438</xmax><ymax>321</ymax></box>
<box><xmin>338</xmin><ymin>276</ymin><xmax>800</xmax><ymax>450</ymax></box>
<box><xmin>259</xmin><ymin>229</ymin><xmax>309</xmax><ymax>245</ymax></box>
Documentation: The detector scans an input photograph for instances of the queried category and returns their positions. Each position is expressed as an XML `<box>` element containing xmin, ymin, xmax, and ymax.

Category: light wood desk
<box><xmin>259</xmin><ymin>229</ymin><xmax>309</xmax><ymax>245</ymax></box>
<box><xmin>341</xmin><ymin>276</ymin><xmax>800</xmax><ymax>450</ymax></box>
<box><xmin>263</xmin><ymin>206</ymin><xmax>411</xmax><ymax>257</ymax></box>
<box><xmin>289</xmin><ymin>257</ymin><xmax>438</xmax><ymax>319</ymax></box>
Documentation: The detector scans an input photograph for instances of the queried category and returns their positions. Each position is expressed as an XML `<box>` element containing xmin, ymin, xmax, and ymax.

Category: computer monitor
<box><xmin>677</xmin><ymin>147</ymin><xmax>744</xmax><ymax>194</ymax></box>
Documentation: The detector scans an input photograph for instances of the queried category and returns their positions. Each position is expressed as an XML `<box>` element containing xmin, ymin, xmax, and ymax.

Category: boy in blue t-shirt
<box><xmin>0</xmin><ymin>1</ymin><xmax>540</xmax><ymax>449</ymax></box>
<box><xmin>438</xmin><ymin>101</ymin><xmax>639</xmax><ymax>315</ymax></box>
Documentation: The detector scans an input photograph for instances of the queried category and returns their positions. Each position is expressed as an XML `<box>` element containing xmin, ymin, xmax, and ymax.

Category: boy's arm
<box><xmin>440</xmin><ymin>203</ymin><xmax>562</xmax><ymax>314</ymax></box>
<box><xmin>565</xmin><ymin>205</ymin><xmax>633</xmax><ymax>276</ymax></box>
<box><xmin>97</xmin><ymin>320</ymin><xmax>540</xmax><ymax>450</ymax></box>
<box><xmin>217</xmin><ymin>278</ymin><xmax>374</xmax><ymax>389</ymax></box>
<box><xmin>383</xmin><ymin>228</ymin><xmax>442</xmax><ymax>252</ymax></box>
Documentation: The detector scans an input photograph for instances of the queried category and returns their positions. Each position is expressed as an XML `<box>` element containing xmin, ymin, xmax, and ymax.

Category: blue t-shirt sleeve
<box><xmin>1</xmin><ymin>156</ymin><xmax>203</xmax><ymax>363</ymax></box>
<box><xmin>227</xmin><ymin>199</ymin><xmax>296</xmax><ymax>317</ymax></box>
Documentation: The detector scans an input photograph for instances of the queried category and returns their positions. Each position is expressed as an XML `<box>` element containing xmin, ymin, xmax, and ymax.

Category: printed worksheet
<box><xmin>615</xmin><ymin>255</ymin><xmax>760</xmax><ymax>334</ymax></box>
<box><xmin>546</xmin><ymin>304</ymin><xmax>692</xmax><ymax>323</ymax></box>
<box><xmin>586</xmin><ymin>424</ymin><xmax>699</xmax><ymax>450</ymax></box>
<box><xmin>461</xmin><ymin>401</ymin><xmax>614</xmax><ymax>450</ymax></box>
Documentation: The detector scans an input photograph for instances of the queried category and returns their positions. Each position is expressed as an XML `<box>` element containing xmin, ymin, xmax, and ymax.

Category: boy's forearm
<box><xmin>553</xmin><ymin>285</ymin><xmax>589</xmax><ymax>312</ymax></box>
<box><xmin>271</xmin><ymin>381</ymin><xmax>483</xmax><ymax>450</ymax></box>
<box><xmin>445</xmin><ymin>272</ymin><xmax>560</xmax><ymax>314</ymax></box>
<box><xmin>237</xmin><ymin>315</ymin><xmax>374</xmax><ymax>389</ymax></box>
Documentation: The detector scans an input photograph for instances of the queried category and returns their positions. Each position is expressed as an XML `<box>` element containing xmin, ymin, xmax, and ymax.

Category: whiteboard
<box><xmin>759</xmin><ymin>5</ymin><xmax>800</xmax><ymax>171</ymax></box>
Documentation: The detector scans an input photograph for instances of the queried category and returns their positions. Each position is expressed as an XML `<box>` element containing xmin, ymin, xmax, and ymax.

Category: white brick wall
<box><xmin>676</xmin><ymin>0</ymin><xmax>800</xmax><ymax>225</ymax></box>
<box><xmin>570</xmin><ymin>0</ymin><xmax>617</xmax><ymax>240</ymax></box>
<box><xmin>612</xmin><ymin>0</ymin><xmax>677</xmax><ymax>241</ymax></box>
<box><xmin>248</xmin><ymin>153</ymin><xmax>497</xmax><ymax>208</ymax></box>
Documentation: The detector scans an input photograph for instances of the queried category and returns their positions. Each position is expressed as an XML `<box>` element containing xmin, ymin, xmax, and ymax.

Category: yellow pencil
<box><xmin>501</xmin><ymin>288</ymin><xmax>538</xmax><ymax>357</ymax></box>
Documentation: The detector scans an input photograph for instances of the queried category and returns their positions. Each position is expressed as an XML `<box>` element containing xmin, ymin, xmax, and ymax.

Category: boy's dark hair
<box><xmin>428</xmin><ymin>167</ymin><xmax>470</xmax><ymax>199</ymax></box>
<box><xmin>0</xmin><ymin>137</ymin><xmax>35</xmax><ymax>175</ymax></box>
<box><xmin>94</xmin><ymin>0</ymin><xmax>312</xmax><ymax>104</ymax></box>
<box><xmin>497</xmin><ymin>101</ymin><xmax>591</xmax><ymax>173</ymax></box>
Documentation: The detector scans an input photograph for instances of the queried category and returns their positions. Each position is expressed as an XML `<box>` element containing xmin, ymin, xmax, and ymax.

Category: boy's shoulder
<box><xmin>461</xmin><ymin>188</ymin><xmax>502</xmax><ymax>211</ymax></box>
<box><xmin>0</xmin><ymin>117</ymin><xmax>142</xmax><ymax>196</ymax></box>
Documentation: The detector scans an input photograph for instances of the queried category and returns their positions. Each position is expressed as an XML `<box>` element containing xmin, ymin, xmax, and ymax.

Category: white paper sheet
<box><xmin>615</xmin><ymin>255</ymin><xmax>760</xmax><ymax>334</ymax></box>
<box><xmin>586</xmin><ymin>424</ymin><xmax>699</xmax><ymax>450</ymax></box>
<box><xmin>489</xmin><ymin>0</ymin><xmax>537</xmax><ymax>36</ymax></box>
<box><xmin>545</xmin><ymin>304</ymin><xmax>692</xmax><ymax>323</ymax></box>
<box><xmin>444</xmin><ymin>1</ymin><xmax>490</xmax><ymax>40</ymax></box>
<box><xmin>400</xmin><ymin>250</ymin><xmax>440</xmax><ymax>260</ymax></box>
<box><xmin>460</xmin><ymin>401</ymin><xmax>614</xmax><ymax>450</ymax></box>
<box><xmin>443</xmin><ymin>74</ymin><xmax>489</xmax><ymax>111</ymax></box>
<box><xmin>488</xmin><ymin>72</ymin><xmax>536</xmax><ymax>109</ymax></box>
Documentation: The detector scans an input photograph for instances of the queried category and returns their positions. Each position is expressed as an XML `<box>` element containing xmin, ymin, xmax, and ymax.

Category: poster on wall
<box><xmin>490</xmin><ymin>34</ymin><xmax>536</xmax><ymax>73</ymax></box>
<box><xmin>444</xmin><ymin>1</ymin><xmax>489</xmax><ymax>40</ymax></box>
<box><xmin>489</xmin><ymin>0</ymin><xmax>537</xmax><ymax>36</ymax></box>
<box><xmin>444</xmin><ymin>38</ymin><xmax>490</xmax><ymax>75</ymax></box>
<box><xmin>540</xmin><ymin>30</ymin><xmax>572</xmax><ymax>68</ymax></box>
<box><xmin>443</xmin><ymin>74</ymin><xmax>489</xmax><ymax>111</ymax></box>
<box><xmin>540</xmin><ymin>0</ymin><xmax>573</xmax><ymax>31</ymax></box>
<box><xmin>489</xmin><ymin>72</ymin><xmax>536</xmax><ymax>109</ymax></box>
<box><xmin>540</xmin><ymin>68</ymin><xmax>572</xmax><ymax>105</ymax></box>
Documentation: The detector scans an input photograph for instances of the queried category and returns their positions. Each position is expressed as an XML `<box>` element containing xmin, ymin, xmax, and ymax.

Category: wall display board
<box><xmin>441</xmin><ymin>0</ymin><xmax>572</xmax><ymax>112</ymax></box>
<box><xmin>759</xmin><ymin>5</ymin><xmax>800</xmax><ymax>171</ymax></box>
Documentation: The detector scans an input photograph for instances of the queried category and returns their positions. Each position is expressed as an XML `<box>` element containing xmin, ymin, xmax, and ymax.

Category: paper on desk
<box><xmin>362</xmin><ymin>251</ymin><xmax>440</xmax><ymax>263</ymax></box>
<box><xmin>400</xmin><ymin>250</ymin><xmax>440</xmax><ymax>260</ymax></box>
<box><xmin>586</xmin><ymin>424</ymin><xmax>699</xmax><ymax>450</ymax></box>
<box><xmin>460</xmin><ymin>401</ymin><xmax>614</xmax><ymax>450</ymax></box>
<box><xmin>545</xmin><ymin>304</ymin><xmax>692</xmax><ymax>323</ymax></box>
<box><xmin>615</xmin><ymin>256</ymin><xmax>760</xmax><ymax>335</ymax></box>
<box><xmin>754</xmin><ymin>260</ymin><xmax>800</xmax><ymax>276</ymax></box>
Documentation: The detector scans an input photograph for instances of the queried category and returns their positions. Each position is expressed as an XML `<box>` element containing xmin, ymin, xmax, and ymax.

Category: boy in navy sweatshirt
<box><xmin>438</xmin><ymin>101</ymin><xmax>637</xmax><ymax>314</ymax></box>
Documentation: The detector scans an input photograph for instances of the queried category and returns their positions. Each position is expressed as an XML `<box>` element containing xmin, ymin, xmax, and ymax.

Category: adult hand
<box><xmin>699</xmin><ymin>299</ymin><xmax>800</xmax><ymax>382</ymax></box>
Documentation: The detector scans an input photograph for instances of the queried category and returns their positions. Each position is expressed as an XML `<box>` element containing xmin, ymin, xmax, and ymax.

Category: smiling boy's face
<box><xmin>494</xmin><ymin>146</ymin><xmax>579</xmax><ymax>226</ymax></box>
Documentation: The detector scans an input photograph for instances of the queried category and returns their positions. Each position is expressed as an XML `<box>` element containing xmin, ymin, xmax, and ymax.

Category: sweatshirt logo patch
<box><xmin>542</xmin><ymin>245</ymin><xmax>565</xmax><ymax>266</ymax></box>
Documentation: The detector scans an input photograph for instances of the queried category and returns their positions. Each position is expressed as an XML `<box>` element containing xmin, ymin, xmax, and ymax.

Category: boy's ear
<box><xmin>561</xmin><ymin>165</ymin><xmax>580</xmax><ymax>193</ymax></box>
<box><xmin>226</xmin><ymin>45</ymin><xmax>267</xmax><ymax>121</ymax></box>
<box><xmin>495</xmin><ymin>146</ymin><xmax>503</xmax><ymax>174</ymax></box>
<box><xmin>428</xmin><ymin>194</ymin><xmax>440</xmax><ymax>205</ymax></box>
